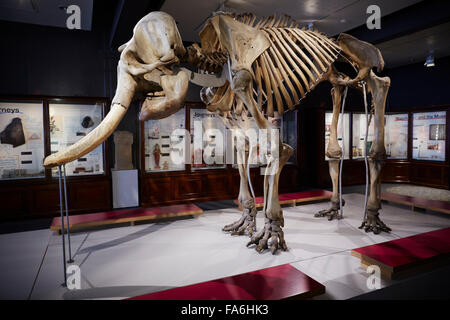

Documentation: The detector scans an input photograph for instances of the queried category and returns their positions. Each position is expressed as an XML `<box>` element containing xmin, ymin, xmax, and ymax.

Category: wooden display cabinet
<box><xmin>315</xmin><ymin>105</ymin><xmax>450</xmax><ymax>189</ymax></box>
<box><xmin>0</xmin><ymin>95</ymin><xmax>112</xmax><ymax>220</ymax></box>
<box><xmin>139</xmin><ymin>102</ymin><xmax>301</xmax><ymax>207</ymax></box>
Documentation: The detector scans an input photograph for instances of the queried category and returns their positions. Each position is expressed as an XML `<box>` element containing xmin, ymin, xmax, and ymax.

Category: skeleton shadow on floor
<box><xmin>62</xmin><ymin>284</ymin><xmax>175</xmax><ymax>300</ymax></box>
<box><xmin>77</xmin><ymin>223</ymin><xmax>168</xmax><ymax>255</ymax></box>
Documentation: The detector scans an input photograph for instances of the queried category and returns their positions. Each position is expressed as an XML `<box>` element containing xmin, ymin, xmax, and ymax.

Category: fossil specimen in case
<box><xmin>0</xmin><ymin>118</ymin><xmax>26</xmax><ymax>148</ymax></box>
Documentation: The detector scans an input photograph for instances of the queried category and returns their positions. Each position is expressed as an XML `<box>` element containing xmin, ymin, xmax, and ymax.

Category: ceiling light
<box><xmin>424</xmin><ymin>50</ymin><xmax>435</xmax><ymax>67</ymax></box>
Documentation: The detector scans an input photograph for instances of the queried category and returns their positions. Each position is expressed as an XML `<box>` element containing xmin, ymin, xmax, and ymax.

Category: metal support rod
<box><xmin>63</xmin><ymin>165</ymin><xmax>73</xmax><ymax>263</ymax></box>
<box><xmin>58</xmin><ymin>166</ymin><xmax>67</xmax><ymax>286</ymax></box>
<box><xmin>362</xmin><ymin>82</ymin><xmax>370</xmax><ymax>221</ymax></box>
<box><xmin>247</xmin><ymin>141</ymin><xmax>256</xmax><ymax>199</ymax></box>
<box><xmin>339</xmin><ymin>86</ymin><xmax>349</xmax><ymax>218</ymax></box>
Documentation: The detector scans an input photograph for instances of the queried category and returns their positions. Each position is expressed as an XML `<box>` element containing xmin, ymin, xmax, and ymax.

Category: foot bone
<box><xmin>223</xmin><ymin>199</ymin><xmax>257</xmax><ymax>236</ymax></box>
<box><xmin>359</xmin><ymin>210</ymin><xmax>391</xmax><ymax>234</ymax></box>
<box><xmin>247</xmin><ymin>218</ymin><xmax>287</xmax><ymax>254</ymax></box>
<box><xmin>314</xmin><ymin>199</ymin><xmax>345</xmax><ymax>221</ymax></box>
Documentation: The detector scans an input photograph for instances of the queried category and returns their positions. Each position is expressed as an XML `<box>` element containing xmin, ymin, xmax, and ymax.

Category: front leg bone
<box><xmin>247</xmin><ymin>143</ymin><xmax>293</xmax><ymax>254</ymax></box>
<box><xmin>247</xmin><ymin>218</ymin><xmax>287</xmax><ymax>254</ymax></box>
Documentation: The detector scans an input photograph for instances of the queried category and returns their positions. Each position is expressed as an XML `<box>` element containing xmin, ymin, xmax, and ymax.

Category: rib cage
<box><xmin>254</xmin><ymin>26</ymin><xmax>341</xmax><ymax>116</ymax></box>
<box><xmin>205</xmin><ymin>12</ymin><xmax>342</xmax><ymax>117</ymax></box>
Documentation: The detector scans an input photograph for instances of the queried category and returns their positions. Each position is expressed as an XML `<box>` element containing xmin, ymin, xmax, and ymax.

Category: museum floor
<box><xmin>1</xmin><ymin>192</ymin><xmax>450</xmax><ymax>300</ymax></box>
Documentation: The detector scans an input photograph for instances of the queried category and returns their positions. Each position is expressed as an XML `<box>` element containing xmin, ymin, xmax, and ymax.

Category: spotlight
<box><xmin>424</xmin><ymin>50</ymin><xmax>435</xmax><ymax>67</ymax></box>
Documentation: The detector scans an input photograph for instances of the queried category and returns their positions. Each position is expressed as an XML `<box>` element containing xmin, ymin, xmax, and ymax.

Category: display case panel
<box><xmin>413</xmin><ymin>111</ymin><xmax>446</xmax><ymax>161</ymax></box>
<box><xmin>190</xmin><ymin>108</ymin><xmax>226</xmax><ymax>170</ymax></box>
<box><xmin>229</xmin><ymin>112</ymin><xmax>284</xmax><ymax>168</ymax></box>
<box><xmin>49</xmin><ymin>102</ymin><xmax>105</xmax><ymax>176</ymax></box>
<box><xmin>352</xmin><ymin>113</ymin><xmax>375</xmax><ymax>159</ymax></box>
<box><xmin>144</xmin><ymin>107</ymin><xmax>186</xmax><ymax>172</ymax></box>
<box><xmin>0</xmin><ymin>101</ymin><xmax>45</xmax><ymax>180</ymax></box>
<box><xmin>352</xmin><ymin>113</ymin><xmax>409</xmax><ymax>160</ymax></box>
<box><xmin>324</xmin><ymin>112</ymin><xmax>350</xmax><ymax>160</ymax></box>
<box><xmin>385</xmin><ymin>113</ymin><xmax>408</xmax><ymax>159</ymax></box>
<box><xmin>282</xmin><ymin>110</ymin><xmax>297</xmax><ymax>164</ymax></box>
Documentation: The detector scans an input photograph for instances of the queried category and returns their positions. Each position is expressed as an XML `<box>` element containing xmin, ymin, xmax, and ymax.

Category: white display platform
<box><xmin>112</xmin><ymin>169</ymin><xmax>139</xmax><ymax>209</ymax></box>
<box><xmin>13</xmin><ymin>193</ymin><xmax>450</xmax><ymax>300</ymax></box>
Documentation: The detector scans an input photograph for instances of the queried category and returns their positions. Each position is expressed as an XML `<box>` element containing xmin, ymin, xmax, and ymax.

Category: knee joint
<box><xmin>231</xmin><ymin>69</ymin><xmax>252</xmax><ymax>93</ymax></box>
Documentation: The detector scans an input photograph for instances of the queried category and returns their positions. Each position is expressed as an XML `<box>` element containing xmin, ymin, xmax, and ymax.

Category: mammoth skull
<box><xmin>44</xmin><ymin>11</ymin><xmax>190</xmax><ymax>167</ymax></box>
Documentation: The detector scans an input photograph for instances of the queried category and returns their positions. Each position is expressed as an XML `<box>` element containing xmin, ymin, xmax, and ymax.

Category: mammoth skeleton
<box><xmin>44</xmin><ymin>11</ymin><xmax>391</xmax><ymax>254</ymax></box>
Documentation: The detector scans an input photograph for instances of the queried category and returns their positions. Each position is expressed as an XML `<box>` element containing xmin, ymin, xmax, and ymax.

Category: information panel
<box><xmin>190</xmin><ymin>108</ymin><xmax>227</xmax><ymax>170</ymax></box>
<box><xmin>385</xmin><ymin>113</ymin><xmax>408</xmax><ymax>159</ymax></box>
<box><xmin>413</xmin><ymin>111</ymin><xmax>446</xmax><ymax>161</ymax></box>
<box><xmin>282</xmin><ymin>110</ymin><xmax>297</xmax><ymax>164</ymax></box>
<box><xmin>144</xmin><ymin>108</ymin><xmax>186</xmax><ymax>172</ymax></box>
<box><xmin>49</xmin><ymin>103</ymin><xmax>105</xmax><ymax>176</ymax></box>
<box><xmin>352</xmin><ymin>113</ymin><xmax>409</xmax><ymax>160</ymax></box>
<box><xmin>0</xmin><ymin>101</ymin><xmax>45</xmax><ymax>180</ymax></box>
<box><xmin>229</xmin><ymin>112</ymin><xmax>283</xmax><ymax>168</ymax></box>
<box><xmin>352</xmin><ymin>113</ymin><xmax>375</xmax><ymax>159</ymax></box>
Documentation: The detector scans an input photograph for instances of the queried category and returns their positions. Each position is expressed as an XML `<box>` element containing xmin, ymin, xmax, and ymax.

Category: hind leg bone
<box><xmin>315</xmin><ymin>85</ymin><xmax>345</xmax><ymax>221</ymax></box>
<box><xmin>223</xmin><ymin>140</ymin><xmax>257</xmax><ymax>236</ymax></box>
<box><xmin>359</xmin><ymin>71</ymin><xmax>392</xmax><ymax>234</ymax></box>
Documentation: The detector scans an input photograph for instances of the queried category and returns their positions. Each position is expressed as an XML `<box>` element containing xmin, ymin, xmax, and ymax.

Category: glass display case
<box><xmin>144</xmin><ymin>107</ymin><xmax>186</xmax><ymax>172</ymax></box>
<box><xmin>324</xmin><ymin>112</ymin><xmax>350</xmax><ymax>160</ymax></box>
<box><xmin>0</xmin><ymin>100</ymin><xmax>45</xmax><ymax>180</ymax></box>
<box><xmin>413</xmin><ymin>111</ymin><xmax>446</xmax><ymax>161</ymax></box>
<box><xmin>352</xmin><ymin>113</ymin><xmax>409</xmax><ymax>160</ymax></box>
<box><xmin>352</xmin><ymin>113</ymin><xmax>375</xmax><ymax>159</ymax></box>
<box><xmin>49</xmin><ymin>102</ymin><xmax>105</xmax><ymax>176</ymax></box>
<box><xmin>190</xmin><ymin>108</ymin><xmax>227</xmax><ymax>170</ymax></box>
<box><xmin>229</xmin><ymin>115</ymin><xmax>260</xmax><ymax>168</ymax></box>
<box><xmin>282</xmin><ymin>110</ymin><xmax>297</xmax><ymax>164</ymax></box>
<box><xmin>229</xmin><ymin>112</ymin><xmax>285</xmax><ymax>168</ymax></box>
<box><xmin>385</xmin><ymin>113</ymin><xmax>408</xmax><ymax>159</ymax></box>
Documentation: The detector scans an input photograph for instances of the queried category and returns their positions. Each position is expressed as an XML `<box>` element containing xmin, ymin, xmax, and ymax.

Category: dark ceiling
<box><xmin>1</xmin><ymin>0</ymin><xmax>450</xmax><ymax>69</ymax></box>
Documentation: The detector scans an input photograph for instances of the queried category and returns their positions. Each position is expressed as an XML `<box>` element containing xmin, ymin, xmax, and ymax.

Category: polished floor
<box><xmin>1</xmin><ymin>193</ymin><xmax>450</xmax><ymax>300</ymax></box>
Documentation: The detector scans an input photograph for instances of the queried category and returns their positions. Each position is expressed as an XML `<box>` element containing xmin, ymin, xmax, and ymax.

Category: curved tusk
<box><xmin>43</xmin><ymin>70</ymin><xmax>137</xmax><ymax>168</ymax></box>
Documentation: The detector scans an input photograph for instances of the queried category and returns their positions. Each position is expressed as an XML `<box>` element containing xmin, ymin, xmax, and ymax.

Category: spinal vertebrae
<box><xmin>184</xmin><ymin>43</ymin><xmax>228</xmax><ymax>74</ymax></box>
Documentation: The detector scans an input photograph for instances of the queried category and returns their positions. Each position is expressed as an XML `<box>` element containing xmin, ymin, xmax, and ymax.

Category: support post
<box><xmin>63</xmin><ymin>165</ymin><xmax>73</xmax><ymax>263</ymax></box>
<box><xmin>58</xmin><ymin>166</ymin><xmax>67</xmax><ymax>287</ymax></box>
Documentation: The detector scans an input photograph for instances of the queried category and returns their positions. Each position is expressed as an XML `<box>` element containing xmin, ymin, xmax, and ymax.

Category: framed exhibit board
<box><xmin>229</xmin><ymin>115</ymin><xmax>260</xmax><ymax>168</ymax></box>
<box><xmin>0</xmin><ymin>100</ymin><xmax>45</xmax><ymax>180</ymax></box>
<box><xmin>144</xmin><ymin>107</ymin><xmax>186</xmax><ymax>172</ymax></box>
<box><xmin>352</xmin><ymin>113</ymin><xmax>408</xmax><ymax>160</ymax></box>
<box><xmin>352</xmin><ymin>113</ymin><xmax>375</xmax><ymax>159</ymax></box>
<box><xmin>190</xmin><ymin>108</ymin><xmax>227</xmax><ymax>170</ymax></box>
<box><xmin>49</xmin><ymin>102</ymin><xmax>105</xmax><ymax>176</ymax></box>
<box><xmin>282</xmin><ymin>110</ymin><xmax>298</xmax><ymax>164</ymax></box>
<box><xmin>385</xmin><ymin>113</ymin><xmax>408</xmax><ymax>159</ymax></box>
<box><xmin>324</xmin><ymin>112</ymin><xmax>350</xmax><ymax>160</ymax></box>
<box><xmin>413</xmin><ymin>111</ymin><xmax>446</xmax><ymax>161</ymax></box>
